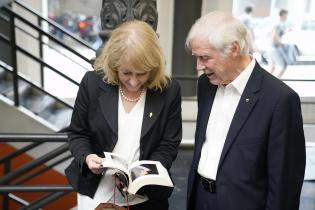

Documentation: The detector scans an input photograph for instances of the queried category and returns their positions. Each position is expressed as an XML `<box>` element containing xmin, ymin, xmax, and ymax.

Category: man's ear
<box><xmin>230</xmin><ymin>41</ymin><xmax>240</xmax><ymax>56</ymax></box>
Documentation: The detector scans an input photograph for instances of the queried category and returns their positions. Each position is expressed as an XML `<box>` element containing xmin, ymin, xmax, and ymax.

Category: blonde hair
<box><xmin>94</xmin><ymin>20</ymin><xmax>169</xmax><ymax>91</ymax></box>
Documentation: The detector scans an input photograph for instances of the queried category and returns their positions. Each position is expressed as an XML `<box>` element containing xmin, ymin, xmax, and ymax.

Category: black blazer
<box><xmin>65</xmin><ymin>71</ymin><xmax>182</xmax><ymax>201</ymax></box>
<box><xmin>187</xmin><ymin>62</ymin><xmax>306</xmax><ymax>210</ymax></box>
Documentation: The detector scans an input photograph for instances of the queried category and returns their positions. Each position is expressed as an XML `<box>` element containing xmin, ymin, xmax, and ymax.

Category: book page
<box><xmin>102</xmin><ymin>152</ymin><xmax>130</xmax><ymax>178</ymax></box>
<box><xmin>127</xmin><ymin>160</ymin><xmax>174</xmax><ymax>194</ymax></box>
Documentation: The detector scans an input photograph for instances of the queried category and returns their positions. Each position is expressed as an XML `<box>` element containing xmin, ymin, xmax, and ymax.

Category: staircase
<box><xmin>0</xmin><ymin>65</ymin><xmax>72</xmax><ymax>130</ymax></box>
<box><xmin>0</xmin><ymin>0</ymin><xmax>96</xmax><ymax>131</ymax></box>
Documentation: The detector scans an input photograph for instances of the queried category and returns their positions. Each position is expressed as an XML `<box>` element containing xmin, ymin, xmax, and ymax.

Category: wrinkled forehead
<box><xmin>190</xmin><ymin>37</ymin><xmax>213</xmax><ymax>51</ymax></box>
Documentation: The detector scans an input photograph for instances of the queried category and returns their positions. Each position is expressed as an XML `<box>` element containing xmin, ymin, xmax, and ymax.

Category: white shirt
<box><xmin>77</xmin><ymin>90</ymin><xmax>147</xmax><ymax>210</ymax></box>
<box><xmin>197</xmin><ymin>58</ymin><xmax>256</xmax><ymax>180</ymax></box>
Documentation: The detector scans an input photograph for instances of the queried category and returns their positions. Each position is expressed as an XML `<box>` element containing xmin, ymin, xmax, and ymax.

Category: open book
<box><xmin>102</xmin><ymin>152</ymin><xmax>174</xmax><ymax>195</ymax></box>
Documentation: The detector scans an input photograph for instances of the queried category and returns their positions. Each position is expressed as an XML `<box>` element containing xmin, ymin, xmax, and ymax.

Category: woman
<box><xmin>65</xmin><ymin>20</ymin><xmax>182</xmax><ymax>210</ymax></box>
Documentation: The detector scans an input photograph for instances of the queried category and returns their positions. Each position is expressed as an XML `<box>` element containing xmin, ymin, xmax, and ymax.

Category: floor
<box><xmin>169</xmin><ymin>149</ymin><xmax>315</xmax><ymax>210</ymax></box>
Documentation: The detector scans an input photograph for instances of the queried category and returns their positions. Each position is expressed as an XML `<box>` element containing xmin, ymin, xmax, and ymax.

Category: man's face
<box><xmin>191</xmin><ymin>38</ymin><xmax>233</xmax><ymax>85</ymax></box>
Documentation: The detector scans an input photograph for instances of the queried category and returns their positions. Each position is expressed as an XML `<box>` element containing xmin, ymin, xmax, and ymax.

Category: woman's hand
<box><xmin>85</xmin><ymin>154</ymin><xmax>104</xmax><ymax>174</ymax></box>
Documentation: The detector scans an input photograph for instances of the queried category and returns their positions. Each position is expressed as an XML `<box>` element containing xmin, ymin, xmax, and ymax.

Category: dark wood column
<box><xmin>172</xmin><ymin>0</ymin><xmax>202</xmax><ymax>96</ymax></box>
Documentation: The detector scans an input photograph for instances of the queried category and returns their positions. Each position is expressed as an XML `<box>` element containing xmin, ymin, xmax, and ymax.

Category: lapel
<box><xmin>196</xmin><ymin>83</ymin><xmax>217</xmax><ymax>149</ymax></box>
<box><xmin>141</xmin><ymin>88</ymin><xmax>165</xmax><ymax>139</ymax></box>
<box><xmin>217</xmin><ymin>63</ymin><xmax>264</xmax><ymax>171</ymax></box>
<box><xmin>98</xmin><ymin>82</ymin><xmax>118</xmax><ymax>136</ymax></box>
<box><xmin>97</xmin><ymin>83</ymin><xmax>165</xmax><ymax>139</ymax></box>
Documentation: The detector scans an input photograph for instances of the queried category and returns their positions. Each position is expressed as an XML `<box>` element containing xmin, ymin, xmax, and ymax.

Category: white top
<box><xmin>197</xmin><ymin>58</ymin><xmax>255</xmax><ymax>180</ymax></box>
<box><xmin>77</xmin><ymin>90</ymin><xmax>147</xmax><ymax>210</ymax></box>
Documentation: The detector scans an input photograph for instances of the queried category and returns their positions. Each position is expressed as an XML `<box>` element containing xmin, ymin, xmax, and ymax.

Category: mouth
<box><xmin>205</xmin><ymin>72</ymin><xmax>214</xmax><ymax>77</ymax></box>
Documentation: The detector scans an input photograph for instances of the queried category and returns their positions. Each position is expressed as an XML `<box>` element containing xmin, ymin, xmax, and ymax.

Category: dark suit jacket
<box><xmin>65</xmin><ymin>71</ymin><xmax>182</xmax><ymax>203</ymax></box>
<box><xmin>187</xmin><ymin>62</ymin><xmax>306</xmax><ymax>210</ymax></box>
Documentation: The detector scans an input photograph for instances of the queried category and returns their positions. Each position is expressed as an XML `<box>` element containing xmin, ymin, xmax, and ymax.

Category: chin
<box><xmin>207</xmin><ymin>78</ymin><xmax>220</xmax><ymax>86</ymax></box>
<box><xmin>126</xmin><ymin>86</ymin><xmax>142</xmax><ymax>92</ymax></box>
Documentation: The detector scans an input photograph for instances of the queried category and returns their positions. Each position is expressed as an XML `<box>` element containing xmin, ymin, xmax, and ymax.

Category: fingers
<box><xmin>85</xmin><ymin>154</ymin><xmax>104</xmax><ymax>174</ymax></box>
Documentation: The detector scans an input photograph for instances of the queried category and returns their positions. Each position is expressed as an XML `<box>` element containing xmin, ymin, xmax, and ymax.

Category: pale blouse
<box><xmin>77</xmin><ymin>90</ymin><xmax>147</xmax><ymax>210</ymax></box>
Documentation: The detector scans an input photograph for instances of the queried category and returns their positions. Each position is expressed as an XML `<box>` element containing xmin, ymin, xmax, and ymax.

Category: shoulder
<box><xmin>256</xmin><ymin>66</ymin><xmax>299</xmax><ymax>100</ymax></box>
<box><xmin>149</xmin><ymin>79</ymin><xmax>181</xmax><ymax>102</ymax></box>
<box><xmin>81</xmin><ymin>70</ymin><xmax>103</xmax><ymax>84</ymax></box>
<box><xmin>164</xmin><ymin>78</ymin><xmax>181</xmax><ymax>97</ymax></box>
<box><xmin>167</xmin><ymin>78</ymin><xmax>181</xmax><ymax>92</ymax></box>
<box><xmin>79</xmin><ymin>70</ymin><xmax>104</xmax><ymax>89</ymax></box>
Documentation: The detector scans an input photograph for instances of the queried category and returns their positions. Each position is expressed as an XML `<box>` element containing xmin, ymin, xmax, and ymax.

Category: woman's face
<box><xmin>118</xmin><ymin>65</ymin><xmax>150</xmax><ymax>92</ymax></box>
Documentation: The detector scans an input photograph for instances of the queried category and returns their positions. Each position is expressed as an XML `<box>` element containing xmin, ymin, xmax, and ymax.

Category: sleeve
<box><xmin>266</xmin><ymin>91</ymin><xmax>306</xmax><ymax>210</ymax></box>
<box><xmin>68</xmin><ymin>72</ymin><xmax>94</xmax><ymax>174</ymax></box>
<box><xmin>149</xmin><ymin>80</ymin><xmax>183</xmax><ymax>170</ymax></box>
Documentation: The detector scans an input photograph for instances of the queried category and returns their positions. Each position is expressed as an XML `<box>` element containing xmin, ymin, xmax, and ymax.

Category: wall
<box><xmin>157</xmin><ymin>0</ymin><xmax>174</xmax><ymax>74</ymax></box>
<box><xmin>0</xmin><ymin>95</ymin><xmax>56</xmax><ymax>133</ymax></box>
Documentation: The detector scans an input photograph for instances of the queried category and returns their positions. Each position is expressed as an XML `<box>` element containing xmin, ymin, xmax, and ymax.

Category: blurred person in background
<box><xmin>239</xmin><ymin>6</ymin><xmax>255</xmax><ymax>53</ymax></box>
<box><xmin>270</xmin><ymin>9</ymin><xmax>299</xmax><ymax>78</ymax></box>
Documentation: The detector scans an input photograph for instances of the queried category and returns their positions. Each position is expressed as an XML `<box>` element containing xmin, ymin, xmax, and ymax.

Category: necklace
<box><xmin>119</xmin><ymin>87</ymin><xmax>144</xmax><ymax>102</ymax></box>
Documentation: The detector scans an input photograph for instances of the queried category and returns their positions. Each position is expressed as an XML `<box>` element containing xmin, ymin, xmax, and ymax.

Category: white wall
<box><xmin>202</xmin><ymin>0</ymin><xmax>234</xmax><ymax>15</ymax></box>
<box><xmin>0</xmin><ymin>95</ymin><xmax>56</xmax><ymax>133</ymax></box>
<box><xmin>157</xmin><ymin>0</ymin><xmax>174</xmax><ymax>75</ymax></box>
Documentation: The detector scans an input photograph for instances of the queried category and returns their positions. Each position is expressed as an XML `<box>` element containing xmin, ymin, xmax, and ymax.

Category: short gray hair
<box><xmin>185</xmin><ymin>11</ymin><xmax>250</xmax><ymax>57</ymax></box>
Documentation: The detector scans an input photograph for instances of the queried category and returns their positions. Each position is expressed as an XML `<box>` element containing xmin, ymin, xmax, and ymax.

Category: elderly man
<box><xmin>186</xmin><ymin>11</ymin><xmax>305</xmax><ymax>210</ymax></box>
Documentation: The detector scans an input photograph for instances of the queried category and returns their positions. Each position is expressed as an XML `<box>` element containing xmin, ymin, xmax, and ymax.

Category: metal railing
<box><xmin>0</xmin><ymin>0</ymin><xmax>93</xmax><ymax>108</ymax></box>
<box><xmin>0</xmin><ymin>133</ymin><xmax>73</xmax><ymax>210</ymax></box>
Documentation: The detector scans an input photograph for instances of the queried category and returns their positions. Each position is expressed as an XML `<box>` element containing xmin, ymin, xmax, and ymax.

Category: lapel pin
<box><xmin>246</xmin><ymin>98</ymin><xmax>250</xmax><ymax>102</ymax></box>
<box><xmin>149</xmin><ymin>112</ymin><xmax>153</xmax><ymax>118</ymax></box>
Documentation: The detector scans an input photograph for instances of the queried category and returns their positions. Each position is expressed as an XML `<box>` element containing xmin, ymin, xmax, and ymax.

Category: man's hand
<box><xmin>85</xmin><ymin>154</ymin><xmax>104</xmax><ymax>174</ymax></box>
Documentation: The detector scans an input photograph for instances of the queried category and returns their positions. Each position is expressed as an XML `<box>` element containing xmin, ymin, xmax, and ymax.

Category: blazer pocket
<box><xmin>235</xmin><ymin>142</ymin><xmax>267</xmax><ymax>181</ymax></box>
<box><xmin>65</xmin><ymin>160</ymin><xmax>80</xmax><ymax>191</ymax></box>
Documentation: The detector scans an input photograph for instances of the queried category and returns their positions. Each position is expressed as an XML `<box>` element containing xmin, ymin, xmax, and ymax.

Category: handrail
<box><xmin>14</xmin><ymin>154</ymin><xmax>72</xmax><ymax>185</ymax></box>
<box><xmin>2</xmin><ymin>5</ymin><xmax>92</xmax><ymax>64</ymax></box>
<box><xmin>0</xmin><ymin>133</ymin><xmax>68</xmax><ymax>142</ymax></box>
<box><xmin>0</xmin><ymin>62</ymin><xmax>74</xmax><ymax>108</ymax></box>
<box><xmin>16</xmin><ymin>45</ymin><xmax>80</xmax><ymax>86</ymax></box>
<box><xmin>0</xmin><ymin>185</ymin><xmax>73</xmax><ymax>192</ymax></box>
<box><xmin>14</xmin><ymin>0</ymin><xmax>94</xmax><ymax>50</ymax></box>
<box><xmin>0</xmin><ymin>143</ymin><xmax>68</xmax><ymax>184</ymax></box>
<box><xmin>10</xmin><ymin>20</ymin><xmax>91</xmax><ymax>69</ymax></box>
<box><xmin>0</xmin><ymin>142</ymin><xmax>42</xmax><ymax>163</ymax></box>
<box><xmin>0</xmin><ymin>132</ymin><xmax>72</xmax><ymax>209</ymax></box>
<box><xmin>20</xmin><ymin>192</ymin><xmax>69</xmax><ymax>210</ymax></box>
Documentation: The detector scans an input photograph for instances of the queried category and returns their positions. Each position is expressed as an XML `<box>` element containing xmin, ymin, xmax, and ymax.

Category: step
<box><xmin>1</xmin><ymin>80</ymin><xmax>30</xmax><ymax>100</ymax></box>
<box><xmin>22</xmin><ymin>93</ymin><xmax>56</xmax><ymax>115</ymax></box>
<box><xmin>49</xmin><ymin>108</ymin><xmax>72</xmax><ymax>129</ymax></box>
<box><xmin>39</xmin><ymin>104</ymin><xmax>72</xmax><ymax>130</ymax></box>
<box><xmin>0</xmin><ymin>67</ymin><xmax>6</xmax><ymax>78</ymax></box>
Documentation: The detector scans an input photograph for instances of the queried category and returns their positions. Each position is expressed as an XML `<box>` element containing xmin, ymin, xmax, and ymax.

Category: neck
<box><xmin>227</xmin><ymin>55</ymin><xmax>252</xmax><ymax>83</ymax></box>
<box><xmin>119</xmin><ymin>86</ymin><xmax>144</xmax><ymax>102</ymax></box>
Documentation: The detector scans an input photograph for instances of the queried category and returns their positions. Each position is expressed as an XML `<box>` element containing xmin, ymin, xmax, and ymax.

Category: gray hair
<box><xmin>185</xmin><ymin>11</ymin><xmax>250</xmax><ymax>57</ymax></box>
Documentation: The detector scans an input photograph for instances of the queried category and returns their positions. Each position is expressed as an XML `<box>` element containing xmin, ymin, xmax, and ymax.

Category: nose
<box><xmin>129</xmin><ymin>75</ymin><xmax>139</xmax><ymax>87</ymax></box>
<box><xmin>196</xmin><ymin>57</ymin><xmax>205</xmax><ymax>72</ymax></box>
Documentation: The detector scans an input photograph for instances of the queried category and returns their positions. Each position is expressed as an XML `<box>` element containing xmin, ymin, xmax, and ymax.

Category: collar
<box><xmin>224</xmin><ymin>57</ymin><xmax>255</xmax><ymax>95</ymax></box>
